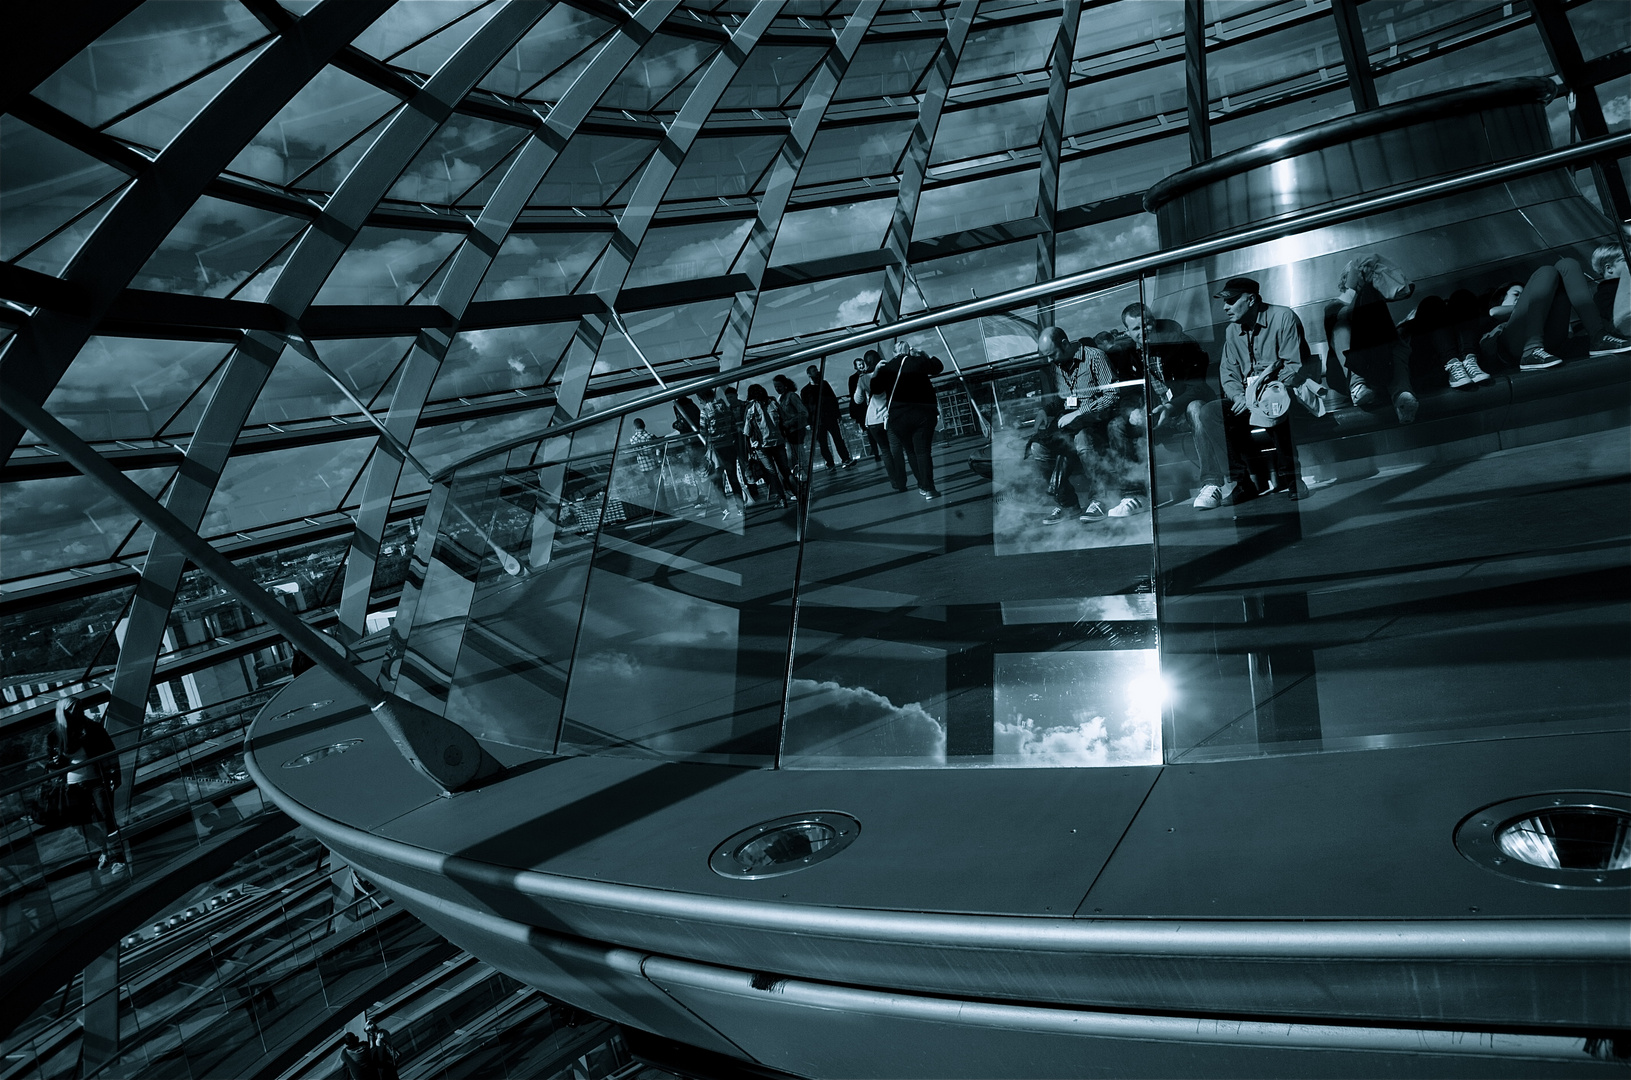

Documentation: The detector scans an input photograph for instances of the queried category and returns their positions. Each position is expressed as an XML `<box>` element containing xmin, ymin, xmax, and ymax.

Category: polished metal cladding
<box><xmin>1143</xmin><ymin>78</ymin><xmax>1618</xmax><ymax>332</ymax></box>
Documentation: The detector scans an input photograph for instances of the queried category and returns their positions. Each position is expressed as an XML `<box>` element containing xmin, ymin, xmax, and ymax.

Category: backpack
<box><xmin>701</xmin><ymin>400</ymin><xmax>735</xmax><ymax>448</ymax></box>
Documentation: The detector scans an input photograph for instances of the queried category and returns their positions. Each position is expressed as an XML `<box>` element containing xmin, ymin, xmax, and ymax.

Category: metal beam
<box><xmin>714</xmin><ymin>2</ymin><xmax>882</xmax><ymax>370</ymax></box>
<box><xmin>1033</xmin><ymin>0</ymin><xmax>1081</xmax><ymax>329</ymax></box>
<box><xmin>1184</xmin><ymin>0</ymin><xmax>1211</xmax><ymax>164</ymax></box>
<box><xmin>1330</xmin><ymin>0</ymin><xmax>1379</xmax><ymax>112</ymax></box>
<box><xmin>332</xmin><ymin>0</ymin><xmax>683</xmax><ymax>640</ymax></box>
<box><xmin>1529</xmin><ymin>0</ymin><xmax>1631</xmax><ymax>221</ymax></box>
<box><xmin>0</xmin><ymin>388</ymin><xmax>498</xmax><ymax>794</ymax></box>
<box><xmin>550</xmin><ymin>2</ymin><xmax>785</xmax><ymax>419</ymax></box>
<box><xmin>875</xmin><ymin>0</ymin><xmax>980</xmax><ymax>326</ymax></box>
<box><xmin>99</xmin><ymin>2</ymin><xmax>544</xmax><ymax>758</ymax></box>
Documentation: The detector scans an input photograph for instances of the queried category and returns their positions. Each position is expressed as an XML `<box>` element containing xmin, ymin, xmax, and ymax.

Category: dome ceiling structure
<box><xmin>0</xmin><ymin>0</ymin><xmax>1625</xmax><ymax>739</ymax></box>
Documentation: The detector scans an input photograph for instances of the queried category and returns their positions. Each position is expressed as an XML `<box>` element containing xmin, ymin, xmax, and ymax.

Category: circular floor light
<box><xmin>1456</xmin><ymin>792</ymin><xmax>1630</xmax><ymax>889</ymax></box>
<box><xmin>282</xmin><ymin>739</ymin><xmax>363</xmax><ymax>769</ymax></box>
<box><xmin>709</xmin><ymin>812</ymin><xmax>860</xmax><ymax>880</ymax></box>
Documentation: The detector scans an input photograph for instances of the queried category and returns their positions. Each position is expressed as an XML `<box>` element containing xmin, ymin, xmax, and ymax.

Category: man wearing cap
<box><xmin>1216</xmin><ymin>276</ymin><xmax>1313</xmax><ymax>500</ymax></box>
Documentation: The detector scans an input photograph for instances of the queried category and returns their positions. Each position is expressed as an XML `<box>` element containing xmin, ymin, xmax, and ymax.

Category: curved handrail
<box><xmin>433</xmin><ymin>130</ymin><xmax>1631</xmax><ymax>481</ymax></box>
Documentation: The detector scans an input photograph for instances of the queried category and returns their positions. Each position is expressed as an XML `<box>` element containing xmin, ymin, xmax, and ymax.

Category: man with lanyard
<box><xmin>1035</xmin><ymin>326</ymin><xmax>1145</xmax><ymax>519</ymax></box>
<box><xmin>1216</xmin><ymin>276</ymin><xmax>1312</xmax><ymax>501</ymax></box>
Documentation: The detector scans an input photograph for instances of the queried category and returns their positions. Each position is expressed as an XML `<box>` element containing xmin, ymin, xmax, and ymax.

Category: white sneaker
<box><xmin>1042</xmin><ymin>507</ymin><xmax>1067</xmax><ymax>525</ymax></box>
<box><xmin>1444</xmin><ymin>358</ymin><xmax>1472</xmax><ymax>388</ymax></box>
<box><xmin>1462</xmin><ymin>354</ymin><xmax>1491</xmax><ymax>383</ymax></box>
<box><xmin>1192</xmin><ymin>484</ymin><xmax>1222</xmax><ymax>510</ymax></box>
<box><xmin>1349</xmin><ymin>376</ymin><xmax>1378</xmax><ymax>408</ymax></box>
<box><xmin>1108</xmin><ymin>496</ymin><xmax>1146</xmax><ymax>517</ymax></box>
<box><xmin>1394</xmin><ymin>391</ymin><xmax>1419</xmax><ymax>424</ymax></box>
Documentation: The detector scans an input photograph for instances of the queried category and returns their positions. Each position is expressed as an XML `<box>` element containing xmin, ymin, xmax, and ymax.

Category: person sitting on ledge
<box><xmin>1399</xmin><ymin>288</ymin><xmax>1493</xmax><ymax>390</ymax></box>
<box><xmin>1481</xmin><ymin>256</ymin><xmax>1626</xmax><ymax>370</ymax></box>
<box><xmin>1036</xmin><ymin>326</ymin><xmax>1144</xmax><ymax>519</ymax></box>
<box><xmin>1589</xmin><ymin>243</ymin><xmax>1631</xmax><ymax>344</ymax></box>
<box><xmin>1218</xmin><ymin>276</ymin><xmax>1313</xmax><ymax>501</ymax></box>
<box><xmin>1324</xmin><ymin>254</ymin><xmax>1424</xmax><ymax>424</ymax></box>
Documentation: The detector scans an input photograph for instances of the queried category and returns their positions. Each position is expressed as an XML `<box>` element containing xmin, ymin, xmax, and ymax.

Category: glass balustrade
<box><xmin>383</xmin><ymin>156</ymin><xmax>1630</xmax><ymax>774</ymax></box>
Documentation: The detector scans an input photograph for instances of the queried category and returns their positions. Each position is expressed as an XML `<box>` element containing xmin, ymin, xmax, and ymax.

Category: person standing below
<box><xmin>847</xmin><ymin>353</ymin><xmax>883</xmax><ymax>461</ymax></box>
<box><xmin>743</xmin><ymin>383</ymin><xmax>794</xmax><ymax>507</ymax></box>
<box><xmin>863</xmin><ymin>353</ymin><xmax>901</xmax><ymax>489</ymax></box>
<box><xmin>339</xmin><ymin>1032</ymin><xmax>376</xmax><ymax>1080</ymax></box>
<box><xmin>1217</xmin><ymin>276</ymin><xmax>1313</xmax><ymax>500</ymax></box>
<box><xmin>802</xmin><ymin>365</ymin><xmax>853</xmax><ymax>470</ymax></box>
<box><xmin>48</xmin><ymin>696</ymin><xmax>123</xmax><ymax>873</ymax></box>
<box><xmin>772</xmin><ymin>374</ymin><xmax>811</xmax><ymax>481</ymax></box>
<box><xmin>881</xmin><ymin>341</ymin><xmax>944</xmax><ymax>499</ymax></box>
<box><xmin>1035</xmin><ymin>326</ymin><xmax>1143</xmax><ymax>519</ymax></box>
<box><xmin>696</xmin><ymin>388</ymin><xmax>745</xmax><ymax>518</ymax></box>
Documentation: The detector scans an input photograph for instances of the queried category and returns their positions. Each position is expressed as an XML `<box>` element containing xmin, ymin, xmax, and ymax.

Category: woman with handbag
<box><xmin>47</xmin><ymin>696</ymin><xmax>124</xmax><ymax>872</ymax></box>
<box><xmin>882</xmin><ymin>341</ymin><xmax>945</xmax><ymax>499</ymax></box>
<box><xmin>743</xmin><ymin>384</ymin><xmax>793</xmax><ymax>507</ymax></box>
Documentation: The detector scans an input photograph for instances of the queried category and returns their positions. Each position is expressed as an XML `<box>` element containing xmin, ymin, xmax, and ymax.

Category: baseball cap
<box><xmin>1213</xmin><ymin>277</ymin><xmax>1260</xmax><ymax>301</ymax></box>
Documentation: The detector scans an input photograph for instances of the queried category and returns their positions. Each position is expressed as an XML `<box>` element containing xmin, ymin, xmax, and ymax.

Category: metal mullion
<box><xmin>549</xmin><ymin>3</ymin><xmax>785</xmax><ymax>422</ymax></box>
<box><xmin>1034</xmin><ymin>0</ymin><xmax>1081</xmax><ymax>326</ymax></box>
<box><xmin>96</xmin><ymin>1</ymin><xmax>541</xmax><ymax>752</ymax></box>
<box><xmin>331</xmin><ymin>1</ymin><xmax>684</xmax><ymax>639</ymax></box>
<box><xmin>94</xmin><ymin>34</ymin><xmax>276</xmax><ymax>134</ymax></box>
<box><xmin>714</xmin><ymin>2</ymin><xmax>915</xmax><ymax>368</ymax></box>
<box><xmin>1329</xmin><ymin>0</ymin><xmax>1378</xmax><ymax>112</ymax></box>
<box><xmin>875</xmin><ymin>0</ymin><xmax>980</xmax><ymax>327</ymax></box>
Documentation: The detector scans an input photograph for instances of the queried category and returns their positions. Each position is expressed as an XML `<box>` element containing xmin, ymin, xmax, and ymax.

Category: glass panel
<box><xmin>133</xmin><ymin>196</ymin><xmax>308</xmax><ymax>297</ymax></box>
<box><xmin>528</xmin><ymin>135</ymin><xmax>659</xmax><ymax>208</ymax></box>
<box><xmin>313</xmin><ymin>228</ymin><xmax>465</xmax><ymax>305</ymax></box>
<box><xmin>228</xmin><ymin>67</ymin><xmax>398</xmax><ymax>188</ymax></box>
<box><xmin>833</xmin><ymin>38</ymin><xmax>940</xmax><ymax>102</ymax></box>
<box><xmin>747</xmin><ymin>274</ymin><xmax>885</xmax><ymax>348</ymax></box>
<box><xmin>796</xmin><ymin>119</ymin><xmax>914</xmax><ymax>188</ymax></box>
<box><xmin>472</xmin><ymin>231</ymin><xmax>609</xmax><ymax>299</ymax></box>
<box><xmin>1062</xmin><ymin>63</ymin><xmax>1186</xmax><ymax>144</ymax></box>
<box><xmin>668</xmin><ymin>134</ymin><xmax>784</xmax><ymax>201</ymax></box>
<box><xmin>353</xmin><ymin>0</ymin><xmax>493</xmax><ymax>64</ymax></box>
<box><xmin>0</xmin><ymin>116</ymin><xmax>130</xmax><ymax>261</ymax></box>
<box><xmin>104</xmin><ymin>47</ymin><xmax>264</xmax><ymax>152</ymax></box>
<box><xmin>388</xmin><ymin>2</ymin><xmax>504</xmax><ymax>76</ymax></box>
<box><xmin>31</xmin><ymin>0</ymin><xmax>269</xmax><ymax>129</ymax></box>
<box><xmin>1056</xmin><ymin>213</ymin><xmax>1161</xmax><ymax>276</ymax></box>
<box><xmin>595</xmin><ymin>298</ymin><xmax>733</xmax><ymax>378</ymax></box>
<box><xmin>12</xmin><ymin>180</ymin><xmax>131</xmax><ymax>277</ymax></box>
<box><xmin>911</xmin><ymin>168</ymin><xmax>1039</xmax><ymax>240</ymax></box>
<box><xmin>720</xmin><ymin>46</ymin><xmax>825</xmax><ymax>109</ymax></box>
<box><xmin>428</xmin><ymin>324</ymin><xmax>576</xmax><ymax>402</ymax></box>
<box><xmin>622</xmin><ymin>219</ymin><xmax>753</xmax><ymax>290</ymax></box>
<box><xmin>1144</xmin><ymin>169</ymin><xmax>1630</xmax><ymax>761</ymax></box>
<box><xmin>1058</xmin><ymin>135</ymin><xmax>1187</xmax><ymax>206</ymax></box>
<box><xmin>200</xmin><ymin>440</ymin><xmax>373</xmax><ymax>537</ymax></box>
<box><xmin>600</xmin><ymin>34</ymin><xmax>720</xmax><ymax>112</ymax></box>
<box><xmin>386</xmin><ymin>115</ymin><xmax>530</xmax><ymax>205</ymax></box>
<box><xmin>478</xmin><ymin>4</ymin><xmax>613</xmax><ymax>99</ymax></box>
<box><xmin>559</xmin><ymin>363</ymin><xmax>815</xmax><ymax>765</ymax></box>
<box><xmin>1567</xmin><ymin>0</ymin><xmax>1631</xmax><ymax>63</ymax></box>
<box><xmin>927</xmin><ymin>95</ymin><xmax>1049</xmax><ymax>165</ymax></box>
<box><xmin>768</xmin><ymin>199</ymin><xmax>894</xmax><ymax>267</ymax></box>
<box><xmin>1207</xmin><ymin>15</ymin><xmax>1349</xmax><ymax>118</ymax></box>
<box><xmin>433</xmin><ymin>429</ymin><xmax>619</xmax><ymax>748</ymax></box>
<box><xmin>46</xmin><ymin>338</ymin><xmax>233</xmax><ymax>442</ymax></box>
<box><xmin>1373</xmin><ymin>22</ymin><xmax>1552</xmax><ymax>106</ymax></box>
<box><xmin>0</xmin><ymin>587</ymin><xmax>134</xmax><ymax>687</ymax></box>
<box><xmin>902</xmin><ymin>242</ymin><xmax>1037</xmax><ymax>369</ymax></box>
<box><xmin>1075</xmin><ymin>1</ymin><xmax>1187</xmax><ymax>70</ymax></box>
<box><xmin>0</xmin><ymin>470</ymin><xmax>174</xmax><ymax>581</ymax></box>
<box><xmin>1211</xmin><ymin>87</ymin><xmax>1353</xmax><ymax>156</ymax></box>
<box><xmin>245</xmin><ymin>338</ymin><xmax>414</xmax><ymax>427</ymax></box>
<box><xmin>953</xmin><ymin>12</ymin><xmax>1060</xmax><ymax>86</ymax></box>
<box><xmin>782</xmin><ymin>289</ymin><xmax>1162</xmax><ymax>767</ymax></box>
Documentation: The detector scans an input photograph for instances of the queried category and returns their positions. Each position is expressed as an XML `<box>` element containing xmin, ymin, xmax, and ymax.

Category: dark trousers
<box><xmin>869</xmin><ymin>424</ymin><xmax>903</xmax><ymax>488</ymax></box>
<box><xmin>812</xmin><ymin>413</ymin><xmax>851</xmax><ymax>467</ymax></box>
<box><xmin>709</xmin><ymin>444</ymin><xmax>745</xmax><ymax>499</ymax></box>
<box><xmin>886</xmin><ymin>403</ymin><xmax>937</xmax><ymax>494</ymax></box>
<box><xmin>853</xmin><ymin>414</ymin><xmax>883</xmax><ymax>458</ymax></box>
<box><xmin>1223</xmin><ymin>403</ymin><xmax>1295</xmax><ymax>491</ymax></box>
<box><xmin>1497</xmin><ymin>257</ymin><xmax>1605</xmax><ymax>362</ymax></box>
<box><xmin>1410</xmin><ymin>290</ymin><xmax>1483</xmax><ymax>361</ymax></box>
<box><xmin>1037</xmin><ymin>441</ymin><xmax>1081</xmax><ymax>510</ymax></box>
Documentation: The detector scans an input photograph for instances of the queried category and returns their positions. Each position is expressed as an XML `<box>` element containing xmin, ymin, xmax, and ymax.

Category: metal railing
<box><xmin>433</xmin><ymin>130</ymin><xmax>1631</xmax><ymax>480</ymax></box>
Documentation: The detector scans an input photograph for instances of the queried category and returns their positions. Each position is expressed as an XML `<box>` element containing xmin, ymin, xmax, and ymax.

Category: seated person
<box><xmin>1324</xmin><ymin>254</ymin><xmax>1422</xmax><ymax>424</ymax></box>
<box><xmin>1025</xmin><ymin>397</ymin><xmax>1085</xmax><ymax>525</ymax></box>
<box><xmin>1123</xmin><ymin>303</ymin><xmax>1228</xmax><ymax>510</ymax></box>
<box><xmin>1399</xmin><ymin>288</ymin><xmax>1492</xmax><ymax>389</ymax></box>
<box><xmin>1482</xmin><ymin>256</ymin><xmax>1625</xmax><ymax>370</ymax></box>
<box><xmin>1590</xmin><ymin>243</ymin><xmax>1631</xmax><ymax>344</ymax></box>
<box><xmin>1217</xmin><ymin>277</ymin><xmax>1312</xmax><ymax>500</ymax></box>
<box><xmin>1035</xmin><ymin>326</ymin><xmax>1145</xmax><ymax>519</ymax></box>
